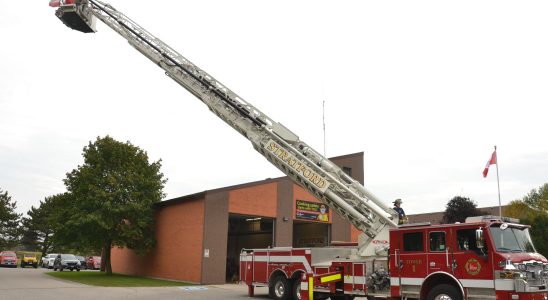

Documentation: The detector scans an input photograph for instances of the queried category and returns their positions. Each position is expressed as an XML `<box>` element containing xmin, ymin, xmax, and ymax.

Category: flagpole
<box><xmin>323</xmin><ymin>99</ymin><xmax>326</xmax><ymax>157</ymax></box>
<box><xmin>494</xmin><ymin>145</ymin><xmax>502</xmax><ymax>218</ymax></box>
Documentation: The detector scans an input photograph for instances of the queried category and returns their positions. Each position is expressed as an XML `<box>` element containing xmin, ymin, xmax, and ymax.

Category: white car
<box><xmin>41</xmin><ymin>254</ymin><xmax>58</xmax><ymax>268</ymax></box>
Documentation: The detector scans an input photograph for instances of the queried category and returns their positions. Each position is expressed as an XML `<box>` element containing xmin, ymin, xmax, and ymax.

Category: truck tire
<box><xmin>427</xmin><ymin>284</ymin><xmax>462</xmax><ymax>300</ymax></box>
<box><xmin>271</xmin><ymin>275</ymin><xmax>292</xmax><ymax>300</ymax></box>
<box><xmin>292</xmin><ymin>278</ymin><xmax>301</xmax><ymax>300</ymax></box>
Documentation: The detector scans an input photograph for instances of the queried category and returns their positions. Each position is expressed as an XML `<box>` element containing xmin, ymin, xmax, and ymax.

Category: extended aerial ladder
<box><xmin>50</xmin><ymin>0</ymin><xmax>399</xmax><ymax>257</ymax></box>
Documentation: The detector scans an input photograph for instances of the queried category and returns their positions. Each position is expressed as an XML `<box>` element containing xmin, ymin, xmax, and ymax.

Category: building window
<box><xmin>403</xmin><ymin>232</ymin><xmax>424</xmax><ymax>252</ymax></box>
<box><xmin>342</xmin><ymin>167</ymin><xmax>352</xmax><ymax>177</ymax></box>
<box><xmin>429</xmin><ymin>232</ymin><xmax>446</xmax><ymax>252</ymax></box>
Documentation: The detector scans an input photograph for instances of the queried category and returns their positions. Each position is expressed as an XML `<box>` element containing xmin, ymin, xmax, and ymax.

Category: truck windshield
<box><xmin>489</xmin><ymin>224</ymin><xmax>536</xmax><ymax>253</ymax></box>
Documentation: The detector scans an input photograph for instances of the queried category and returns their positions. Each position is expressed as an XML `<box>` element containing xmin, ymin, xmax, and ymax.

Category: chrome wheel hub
<box><xmin>274</xmin><ymin>281</ymin><xmax>285</xmax><ymax>298</ymax></box>
<box><xmin>435</xmin><ymin>294</ymin><xmax>453</xmax><ymax>300</ymax></box>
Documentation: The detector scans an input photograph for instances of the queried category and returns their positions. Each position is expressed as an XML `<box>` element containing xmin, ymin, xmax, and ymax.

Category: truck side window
<box><xmin>403</xmin><ymin>232</ymin><xmax>424</xmax><ymax>252</ymax></box>
<box><xmin>456</xmin><ymin>229</ymin><xmax>482</xmax><ymax>252</ymax></box>
<box><xmin>429</xmin><ymin>232</ymin><xmax>446</xmax><ymax>252</ymax></box>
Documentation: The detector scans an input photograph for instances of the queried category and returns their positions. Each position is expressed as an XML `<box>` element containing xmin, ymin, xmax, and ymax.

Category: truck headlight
<box><xmin>517</xmin><ymin>264</ymin><xmax>526</xmax><ymax>271</ymax></box>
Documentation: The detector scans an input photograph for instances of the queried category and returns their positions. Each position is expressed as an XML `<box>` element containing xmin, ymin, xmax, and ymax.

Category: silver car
<box><xmin>41</xmin><ymin>254</ymin><xmax>58</xmax><ymax>269</ymax></box>
<box><xmin>53</xmin><ymin>254</ymin><xmax>81</xmax><ymax>272</ymax></box>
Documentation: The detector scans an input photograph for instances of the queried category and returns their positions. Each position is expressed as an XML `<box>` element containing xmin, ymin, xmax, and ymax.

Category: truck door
<box><xmin>451</xmin><ymin>227</ymin><xmax>493</xmax><ymax>283</ymax></box>
<box><xmin>399</xmin><ymin>230</ymin><xmax>428</xmax><ymax>283</ymax></box>
<box><xmin>427</xmin><ymin>229</ymin><xmax>452</xmax><ymax>275</ymax></box>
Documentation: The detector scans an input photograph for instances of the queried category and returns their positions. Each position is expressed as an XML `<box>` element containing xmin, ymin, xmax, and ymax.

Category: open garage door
<box><xmin>226</xmin><ymin>214</ymin><xmax>274</xmax><ymax>282</ymax></box>
<box><xmin>293</xmin><ymin>221</ymin><xmax>330</xmax><ymax>247</ymax></box>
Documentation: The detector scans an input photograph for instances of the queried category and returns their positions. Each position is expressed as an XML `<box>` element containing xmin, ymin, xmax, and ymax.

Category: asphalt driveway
<box><xmin>0</xmin><ymin>267</ymin><xmax>269</xmax><ymax>300</ymax></box>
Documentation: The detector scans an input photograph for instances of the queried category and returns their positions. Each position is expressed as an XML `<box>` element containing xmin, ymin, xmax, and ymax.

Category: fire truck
<box><xmin>50</xmin><ymin>2</ymin><xmax>548</xmax><ymax>300</ymax></box>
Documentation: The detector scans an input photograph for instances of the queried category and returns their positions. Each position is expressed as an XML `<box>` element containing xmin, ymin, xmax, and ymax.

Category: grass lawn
<box><xmin>46</xmin><ymin>271</ymin><xmax>194</xmax><ymax>287</ymax></box>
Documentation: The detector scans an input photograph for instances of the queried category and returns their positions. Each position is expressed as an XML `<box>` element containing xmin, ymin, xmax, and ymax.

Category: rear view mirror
<box><xmin>475</xmin><ymin>228</ymin><xmax>485</xmax><ymax>249</ymax></box>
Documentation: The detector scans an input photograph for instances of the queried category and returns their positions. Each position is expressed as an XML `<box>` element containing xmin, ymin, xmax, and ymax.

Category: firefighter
<box><xmin>393</xmin><ymin>199</ymin><xmax>408</xmax><ymax>225</ymax></box>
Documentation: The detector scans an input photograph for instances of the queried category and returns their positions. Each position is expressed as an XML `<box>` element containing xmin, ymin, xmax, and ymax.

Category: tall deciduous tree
<box><xmin>505</xmin><ymin>183</ymin><xmax>547</xmax><ymax>257</ymax></box>
<box><xmin>442</xmin><ymin>196</ymin><xmax>484</xmax><ymax>224</ymax></box>
<box><xmin>0</xmin><ymin>188</ymin><xmax>21</xmax><ymax>250</ymax></box>
<box><xmin>61</xmin><ymin>136</ymin><xmax>166</xmax><ymax>274</ymax></box>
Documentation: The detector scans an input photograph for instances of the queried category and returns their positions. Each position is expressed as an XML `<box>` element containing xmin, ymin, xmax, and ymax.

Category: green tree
<box><xmin>0</xmin><ymin>188</ymin><xmax>21</xmax><ymax>250</ymax></box>
<box><xmin>522</xmin><ymin>183</ymin><xmax>548</xmax><ymax>215</ymax></box>
<box><xmin>50</xmin><ymin>193</ymin><xmax>101</xmax><ymax>255</ymax></box>
<box><xmin>442</xmin><ymin>196</ymin><xmax>484</xmax><ymax>223</ymax></box>
<box><xmin>505</xmin><ymin>183</ymin><xmax>548</xmax><ymax>257</ymax></box>
<box><xmin>19</xmin><ymin>216</ymin><xmax>39</xmax><ymax>251</ymax></box>
<box><xmin>60</xmin><ymin>136</ymin><xmax>166</xmax><ymax>274</ymax></box>
<box><xmin>20</xmin><ymin>195</ymin><xmax>62</xmax><ymax>256</ymax></box>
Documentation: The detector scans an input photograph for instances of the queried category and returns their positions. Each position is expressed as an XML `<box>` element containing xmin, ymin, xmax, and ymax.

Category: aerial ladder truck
<box><xmin>50</xmin><ymin>1</ymin><xmax>548</xmax><ymax>300</ymax></box>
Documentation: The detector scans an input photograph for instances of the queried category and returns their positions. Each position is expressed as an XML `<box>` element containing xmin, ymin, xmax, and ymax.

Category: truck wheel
<box><xmin>292</xmin><ymin>278</ymin><xmax>301</xmax><ymax>300</ymax></box>
<box><xmin>271</xmin><ymin>276</ymin><xmax>291</xmax><ymax>300</ymax></box>
<box><xmin>427</xmin><ymin>284</ymin><xmax>462</xmax><ymax>300</ymax></box>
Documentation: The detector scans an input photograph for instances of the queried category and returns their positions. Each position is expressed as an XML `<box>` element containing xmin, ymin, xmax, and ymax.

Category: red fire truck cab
<box><xmin>240</xmin><ymin>216</ymin><xmax>548</xmax><ymax>300</ymax></box>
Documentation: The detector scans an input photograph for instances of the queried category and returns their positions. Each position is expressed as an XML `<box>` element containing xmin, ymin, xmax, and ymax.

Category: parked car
<box><xmin>20</xmin><ymin>253</ymin><xmax>38</xmax><ymax>268</ymax></box>
<box><xmin>0</xmin><ymin>251</ymin><xmax>18</xmax><ymax>268</ymax></box>
<box><xmin>53</xmin><ymin>254</ymin><xmax>81</xmax><ymax>272</ymax></box>
<box><xmin>75</xmin><ymin>256</ymin><xmax>86</xmax><ymax>270</ymax></box>
<box><xmin>41</xmin><ymin>253</ymin><xmax>58</xmax><ymax>268</ymax></box>
<box><xmin>86</xmin><ymin>256</ymin><xmax>101</xmax><ymax>270</ymax></box>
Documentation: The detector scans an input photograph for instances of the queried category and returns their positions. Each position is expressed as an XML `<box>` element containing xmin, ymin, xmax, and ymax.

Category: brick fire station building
<box><xmin>111</xmin><ymin>152</ymin><xmax>364</xmax><ymax>284</ymax></box>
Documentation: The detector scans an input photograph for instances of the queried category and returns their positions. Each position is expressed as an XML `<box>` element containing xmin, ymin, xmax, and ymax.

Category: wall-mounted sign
<box><xmin>296</xmin><ymin>200</ymin><xmax>329</xmax><ymax>222</ymax></box>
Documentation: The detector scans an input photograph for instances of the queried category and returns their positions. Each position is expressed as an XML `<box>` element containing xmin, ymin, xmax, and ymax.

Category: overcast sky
<box><xmin>1</xmin><ymin>0</ymin><xmax>547</xmax><ymax>217</ymax></box>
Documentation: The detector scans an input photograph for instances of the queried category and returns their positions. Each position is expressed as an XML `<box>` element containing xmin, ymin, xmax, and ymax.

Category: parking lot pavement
<box><xmin>0</xmin><ymin>267</ymin><xmax>269</xmax><ymax>300</ymax></box>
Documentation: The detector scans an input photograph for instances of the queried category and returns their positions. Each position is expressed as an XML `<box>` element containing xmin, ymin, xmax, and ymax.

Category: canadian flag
<box><xmin>482</xmin><ymin>150</ymin><xmax>497</xmax><ymax>178</ymax></box>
